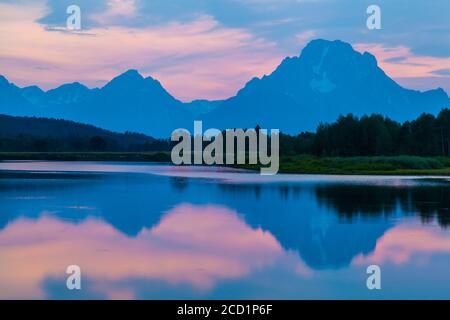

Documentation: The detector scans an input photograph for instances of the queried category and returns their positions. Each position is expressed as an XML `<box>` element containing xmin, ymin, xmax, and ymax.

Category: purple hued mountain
<box><xmin>1</xmin><ymin>39</ymin><xmax>448</xmax><ymax>137</ymax></box>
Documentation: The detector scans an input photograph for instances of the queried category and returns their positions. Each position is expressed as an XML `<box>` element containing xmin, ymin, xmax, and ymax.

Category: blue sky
<box><xmin>0</xmin><ymin>0</ymin><xmax>449</xmax><ymax>100</ymax></box>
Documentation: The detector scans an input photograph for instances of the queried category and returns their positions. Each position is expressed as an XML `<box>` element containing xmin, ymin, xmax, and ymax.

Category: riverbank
<box><xmin>241</xmin><ymin>155</ymin><xmax>450</xmax><ymax>175</ymax></box>
<box><xmin>0</xmin><ymin>152</ymin><xmax>171</xmax><ymax>162</ymax></box>
<box><xmin>1</xmin><ymin>153</ymin><xmax>450</xmax><ymax>175</ymax></box>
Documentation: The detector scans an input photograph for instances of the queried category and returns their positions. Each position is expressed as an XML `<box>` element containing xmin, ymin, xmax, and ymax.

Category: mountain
<box><xmin>202</xmin><ymin>39</ymin><xmax>449</xmax><ymax>133</ymax></box>
<box><xmin>21</xmin><ymin>86</ymin><xmax>45</xmax><ymax>104</ymax></box>
<box><xmin>45</xmin><ymin>82</ymin><xmax>93</xmax><ymax>105</ymax></box>
<box><xmin>0</xmin><ymin>39</ymin><xmax>448</xmax><ymax>137</ymax></box>
<box><xmin>0</xmin><ymin>70</ymin><xmax>191</xmax><ymax>137</ymax></box>
<box><xmin>0</xmin><ymin>76</ymin><xmax>33</xmax><ymax>116</ymax></box>
<box><xmin>184</xmin><ymin>99</ymin><xmax>222</xmax><ymax>117</ymax></box>
<box><xmin>79</xmin><ymin>70</ymin><xmax>190</xmax><ymax>137</ymax></box>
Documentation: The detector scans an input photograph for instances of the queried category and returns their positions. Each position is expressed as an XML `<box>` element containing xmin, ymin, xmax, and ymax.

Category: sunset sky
<box><xmin>1</xmin><ymin>0</ymin><xmax>449</xmax><ymax>101</ymax></box>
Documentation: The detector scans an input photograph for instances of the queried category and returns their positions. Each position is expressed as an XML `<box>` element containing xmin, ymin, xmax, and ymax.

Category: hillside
<box><xmin>0</xmin><ymin>114</ymin><xmax>169</xmax><ymax>152</ymax></box>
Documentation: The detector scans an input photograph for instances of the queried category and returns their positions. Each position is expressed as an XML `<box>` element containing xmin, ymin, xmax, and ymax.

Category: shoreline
<box><xmin>0</xmin><ymin>152</ymin><xmax>171</xmax><ymax>162</ymax></box>
<box><xmin>1</xmin><ymin>153</ymin><xmax>450</xmax><ymax>176</ymax></box>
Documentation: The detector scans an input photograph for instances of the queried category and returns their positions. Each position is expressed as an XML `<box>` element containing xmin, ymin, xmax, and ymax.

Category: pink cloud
<box><xmin>353</xmin><ymin>222</ymin><xmax>450</xmax><ymax>266</ymax></box>
<box><xmin>0</xmin><ymin>1</ymin><xmax>286</xmax><ymax>101</ymax></box>
<box><xmin>0</xmin><ymin>204</ymin><xmax>311</xmax><ymax>299</ymax></box>
<box><xmin>354</xmin><ymin>43</ymin><xmax>450</xmax><ymax>92</ymax></box>
<box><xmin>90</xmin><ymin>0</ymin><xmax>138</xmax><ymax>25</ymax></box>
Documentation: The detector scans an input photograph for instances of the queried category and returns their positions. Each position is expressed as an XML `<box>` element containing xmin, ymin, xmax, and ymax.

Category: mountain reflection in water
<box><xmin>0</xmin><ymin>162</ymin><xmax>450</xmax><ymax>299</ymax></box>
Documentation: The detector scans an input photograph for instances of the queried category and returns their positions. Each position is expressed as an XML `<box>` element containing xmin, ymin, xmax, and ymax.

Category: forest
<box><xmin>280</xmin><ymin>109</ymin><xmax>450</xmax><ymax>157</ymax></box>
<box><xmin>2</xmin><ymin>109</ymin><xmax>450</xmax><ymax>158</ymax></box>
<box><xmin>0</xmin><ymin>114</ymin><xmax>171</xmax><ymax>152</ymax></box>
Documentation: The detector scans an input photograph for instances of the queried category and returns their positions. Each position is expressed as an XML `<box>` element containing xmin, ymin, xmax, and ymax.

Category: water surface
<box><xmin>1</xmin><ymin>161</ymin><xmax>450</xmax><ymax>299</ymax></box>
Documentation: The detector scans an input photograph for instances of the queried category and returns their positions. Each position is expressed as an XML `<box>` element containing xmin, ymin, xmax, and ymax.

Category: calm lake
<box><xmin>1</xmin><ymin>161</ymin><xmax>450</xmax><ymax>299</ymax></box>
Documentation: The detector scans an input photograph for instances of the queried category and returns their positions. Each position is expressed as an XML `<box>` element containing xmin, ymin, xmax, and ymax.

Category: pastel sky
<box><xmin>0</xmin><ymin>0</ymin><xmax>449</xmax><ymax>101</ymax></box>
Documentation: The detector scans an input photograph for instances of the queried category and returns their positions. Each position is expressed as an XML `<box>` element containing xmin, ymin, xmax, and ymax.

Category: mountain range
<box><xmin>1</xmin><ymin>39</ymin><xmax>448</xmax><ymax>137</ymax></box>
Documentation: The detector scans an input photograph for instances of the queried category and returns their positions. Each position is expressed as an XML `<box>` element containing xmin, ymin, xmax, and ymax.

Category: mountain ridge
<box><xmin>202</xmin><ymin>39</ymin><xmax>449</xmax><ymax>132</ymax></box>
<box><xmin>0</xmin><ymin>39</ymin><xmax>448</xmax><ymax>137</ymax></box>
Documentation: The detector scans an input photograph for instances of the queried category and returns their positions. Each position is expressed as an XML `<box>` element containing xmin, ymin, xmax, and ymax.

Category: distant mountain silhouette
<box><xmin>0</xmin><ymin>75</ymin><xmax>33</xmax><ymax>115</ymax></box>
<box><xmin>0</xmin><ymin>70</ymin><xmax>190</xmax><ymax>137</ymax></box>
<box><xmin>44</xmin><ymin>82</ymin><xmax>93</xmax><ymax>105</ymax></box>
<box><xmin>0</xmin><ymin>39</ymin><xmax>448</xmax><ymax>137</ymax></box>
<box><xmin>203</xmin><ymin>39</ymin><xmax>449</xmax><ymax>132</ymax></box>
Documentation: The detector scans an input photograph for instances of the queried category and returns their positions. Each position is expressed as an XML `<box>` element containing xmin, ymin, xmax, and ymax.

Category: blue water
<box><xmin>1</xmin><ymin>161</ymin><xmax>450</xmax><ymax>299</ymax></box>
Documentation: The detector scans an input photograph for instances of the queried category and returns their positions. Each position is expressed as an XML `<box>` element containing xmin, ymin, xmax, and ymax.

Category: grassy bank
<box><xmin>2</xmin><ymin>152</ymin><xmax>450</xmax><ymax>175</ymax></box>
<box><xmin>239</xmin><ymin>155</ymin><xmax>450</xmax><ymax>175</ymax></box>
<box><xmin>275</xmin><ymin>155</ymin><xmax>450</xmax><ymax>175</ymax></box>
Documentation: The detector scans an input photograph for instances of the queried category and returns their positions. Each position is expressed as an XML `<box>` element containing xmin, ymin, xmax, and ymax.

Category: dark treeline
<box><xmin>0</xmin><ymin>115</ymin><xmax>171</xmax><ymax>152</ymax></box>
<box><xmin>315</xmin><ymin>184</ymin><xmax>450</xmax><ymax>228</ymax></box>
<box><xmin>281</xmin><ymin>109</ymin><xmax>450</xmax><ymax>157</ymax></box>
<box><xmin>2</xmin><ymin>109</ymin><xmax>450</xmax><ymax>156</ymax></box>
<box><xmin>0</xmin><ymin>134</ymin><xmax>172</xmax><ymax>152</ymax></box>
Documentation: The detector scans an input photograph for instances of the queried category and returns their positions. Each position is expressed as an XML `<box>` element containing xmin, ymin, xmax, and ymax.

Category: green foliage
<box><xmin>281</xmin><ymin>108</ymin><xmax>450</xmax><ymax>157</ymax></box>
<box><xmin>277</xmin><ymin>155</ymin><xmax>450</xmax><ymax>175</ymax></box>
<box><xmin>0</xmin><ymin>115</ymin><xmax>172</xmax><ymax>152</ymax></box>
